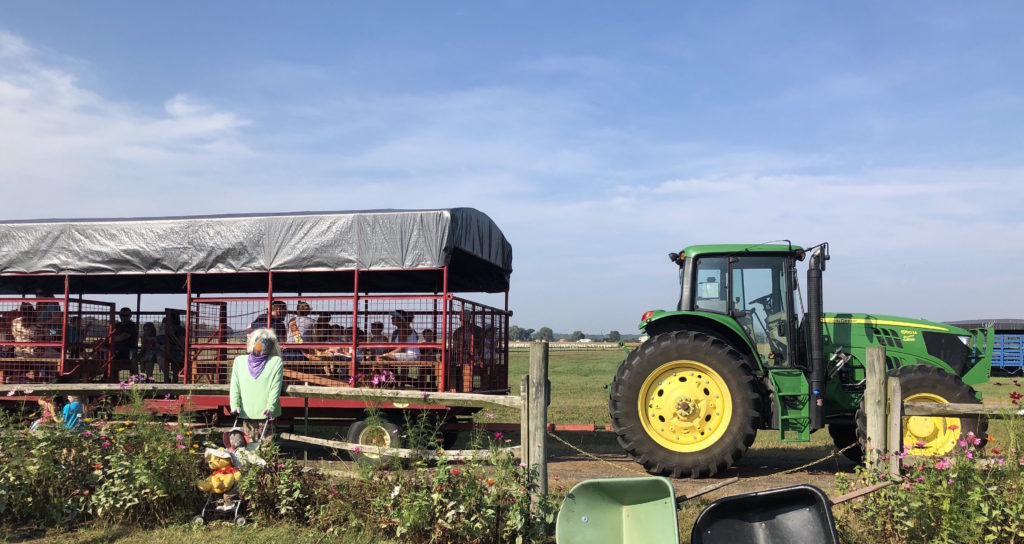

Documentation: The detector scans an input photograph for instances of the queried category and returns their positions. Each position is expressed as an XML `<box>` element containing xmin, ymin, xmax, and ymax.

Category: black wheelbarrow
<box><xmin>690</xmin><ymin>484</ymin><xmax>839</xmax><ymax>544</ymax></box>
<box><xmin>556</xmin><ymin>477</ymin><xmax>841</xmax><ymax>544</ymax></box>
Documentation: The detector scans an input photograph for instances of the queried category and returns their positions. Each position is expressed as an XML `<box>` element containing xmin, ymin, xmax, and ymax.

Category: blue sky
<box><xmin>1</xmin><ymin>2</ymin><xmax>1022</xmax><ymax>333</ymax></box>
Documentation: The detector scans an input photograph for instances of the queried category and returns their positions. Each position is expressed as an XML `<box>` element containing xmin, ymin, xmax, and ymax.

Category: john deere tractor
<box><xmin>610</xmin><ymin>243</ymin><xmax>993</xmax><ymax>478</ymax></box>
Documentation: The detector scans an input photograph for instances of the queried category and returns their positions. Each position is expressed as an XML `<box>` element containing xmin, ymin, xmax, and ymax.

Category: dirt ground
<box><xmin>293</xmin><ymin>430</ymin><xmax>855</xmax><ymax>502</ymax></box>
<box><xmin>543</xmin><ymin>432</ymin><xmax>854</xmax><ymax>501</ymax></box>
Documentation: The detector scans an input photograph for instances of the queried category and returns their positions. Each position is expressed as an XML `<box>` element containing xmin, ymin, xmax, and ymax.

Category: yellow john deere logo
<box><xmin>821</xmin><ymin>316</ymin><xmax>948</xmax><ymax>332</ymax></box>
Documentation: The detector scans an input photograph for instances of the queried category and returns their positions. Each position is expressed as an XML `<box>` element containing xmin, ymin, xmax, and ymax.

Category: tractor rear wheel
<box><xmin>609</xmin><ymin>330</ymin><xmax>760</xmax><ymax>478</ymax></box>
<box><xmin>827</xmin><ymin>424</ymin><xmax>863</xmax><ymax>463</ymax></box>
<box><xmin>855</xmin><ymin>365</ymin><xmax>987</xmax><ymax>460</ymax></box>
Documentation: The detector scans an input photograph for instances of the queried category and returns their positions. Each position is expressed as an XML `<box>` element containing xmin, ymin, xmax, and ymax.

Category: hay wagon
<box><xmin>0</xmin><ymin>208</ymin><xmax>512</xmax><ymax>436</ymax></box>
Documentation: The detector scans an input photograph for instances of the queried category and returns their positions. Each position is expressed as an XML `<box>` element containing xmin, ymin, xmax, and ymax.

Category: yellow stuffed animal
<box><xmin>197</xmin><ymin>448</ymin><xmax>241</xmax><ymax>494</ymax></box>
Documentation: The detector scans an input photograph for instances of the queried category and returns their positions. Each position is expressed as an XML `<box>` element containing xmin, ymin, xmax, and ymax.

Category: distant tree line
<box><xmin>509</xmin><ymin>325</ymin><xmax>622</xmax><ymax>342</ymax></box>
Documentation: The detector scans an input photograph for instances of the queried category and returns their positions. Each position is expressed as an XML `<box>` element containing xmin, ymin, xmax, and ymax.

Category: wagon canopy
<box><xmin>0</xmin><ymin>208</ymin><xmax>512</xmax><ymax>295</ymax></box>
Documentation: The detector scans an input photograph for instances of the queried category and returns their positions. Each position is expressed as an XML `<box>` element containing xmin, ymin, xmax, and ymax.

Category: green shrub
<box><xmin>0</xmin><ymin>388</ymin><xmax>203</xmax><ymax>529</ymax></box>
<box><xmin>837</xmin><ymin>382</ymin><xmax>1024</xmax><ymax>544</ymax></box>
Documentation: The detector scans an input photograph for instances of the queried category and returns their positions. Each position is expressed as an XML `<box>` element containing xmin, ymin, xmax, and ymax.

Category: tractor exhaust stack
<box><xmin>807</xmin><ymin>244</ymin><xmax>829</xmax><ymax>431</ymax></box>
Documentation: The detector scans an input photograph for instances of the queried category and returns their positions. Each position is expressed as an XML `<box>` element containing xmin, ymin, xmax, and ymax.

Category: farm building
<box><xmin>947</xmin><ymin>319</ymin><xmax>1024</xmax><ymax>374</ymax></box>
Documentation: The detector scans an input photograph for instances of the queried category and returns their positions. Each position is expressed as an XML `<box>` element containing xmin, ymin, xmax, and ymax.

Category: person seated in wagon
<box><xmin>380</xmin><ymin>310</ymin><xmax>420</xmax><ymax>362</ymax></box>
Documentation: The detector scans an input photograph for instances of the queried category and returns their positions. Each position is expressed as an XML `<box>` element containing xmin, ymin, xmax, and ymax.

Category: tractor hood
<box><xmin>821</xmin><ymin>313</ymin><xmax>969</xmax><ymax>336</ymax></box>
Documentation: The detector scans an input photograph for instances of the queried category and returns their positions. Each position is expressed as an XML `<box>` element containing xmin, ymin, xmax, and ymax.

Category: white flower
<box><xmin>391</xmin><ymin>485</ymin><xmax>401</xmax><ymax>499</ymax></box>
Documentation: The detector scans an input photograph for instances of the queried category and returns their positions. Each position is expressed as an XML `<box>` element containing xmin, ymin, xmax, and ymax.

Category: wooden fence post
<box><xmin>529</xmin><ymin>341</ymin><xmax>549</xmax><ymax>497</ymax></box>
<box><xmin>520</xmin><ymin>374</ymin><xmax>531</xmax><ymax>470</ymax></box>
<box><xmin>864</xmin><ymin>346</ymin><xmax>887</xmax><ymax>466</ymax></box>
<box><xmin>887</xmin><ymin>376</ymin><xmax>903</xmax><ymax>478</ymax></box>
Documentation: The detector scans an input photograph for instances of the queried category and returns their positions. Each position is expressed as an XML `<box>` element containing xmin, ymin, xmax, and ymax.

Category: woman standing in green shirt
<box><xmin>230</xmin><ymin>328</ymin><xmax>284</xmax><ymax>443</ymax></box>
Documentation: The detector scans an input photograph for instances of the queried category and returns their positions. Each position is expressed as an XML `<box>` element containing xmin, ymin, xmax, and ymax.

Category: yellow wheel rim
<box><xmin>638</xmin><ymin>360</ymin><xmax>733</xmax><ymax>452</ymax></box>
<box><xmin>904</xmin><ymin>392</ymin><xmax>961</xmax><ymax>456</ymax></box>
<box><xmin>357</xmin><ymin>424</ymin><xmax>392</xmax><ymax>459</ymax></box>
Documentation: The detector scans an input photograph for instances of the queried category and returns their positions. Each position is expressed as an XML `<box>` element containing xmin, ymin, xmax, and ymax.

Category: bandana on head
<box><xmin>248</xmin><ymin>338</ymin><xmax>269</xmax><ymax>379</ymax></box>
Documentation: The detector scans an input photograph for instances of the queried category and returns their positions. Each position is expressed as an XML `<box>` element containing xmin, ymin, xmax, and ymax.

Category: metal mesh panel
<box><xmin>445</xmin><ymin>297</ymin><xmax>508</xmax><ymax>393</ymax></box>
<box><xmin>184</xmin><ymin>294</ymin><xmax>508</xmax><ymax>392</ymax></box>
<box><xmin>0</xmin><ymin>297</ymin><xmax>114</xmax><ymax>384</ymax></box>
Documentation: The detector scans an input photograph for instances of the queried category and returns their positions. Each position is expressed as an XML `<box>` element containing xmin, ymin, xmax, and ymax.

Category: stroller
<box><xmin>192</xmin><ymin>418</ymin><xmax>269</xmax><ymax>527</ymax></box>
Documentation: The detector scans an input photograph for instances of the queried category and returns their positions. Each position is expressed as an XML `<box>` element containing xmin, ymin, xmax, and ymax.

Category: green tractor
<box><xmin>610</xmin><ymin>243</ymin><xmax>993</xmax><ymax>478</ymax></box>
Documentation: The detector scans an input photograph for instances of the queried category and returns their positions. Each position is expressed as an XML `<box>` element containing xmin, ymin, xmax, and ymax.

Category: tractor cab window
<box><xmin>693</xmin><ymin>257</ymin><xmax>728</xmax><ymax>313</ymax></box>
<box><xmin>730</xmin><ymin>256</ymin><xmax>790</xmax><ymax>365</ymax></box>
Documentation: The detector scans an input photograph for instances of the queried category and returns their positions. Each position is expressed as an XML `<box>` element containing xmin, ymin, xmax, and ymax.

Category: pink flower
<box><xmin>486</xmin><ymin>412</ymin><xmax>495</xmax><ymax>420</ymax></box>
<box><xmin>102</xmin><ymin>441</ymin><xmax>112</xmax><ymax>448</ymax></box>
<box><xmin>966</xmin><ymin>451</ymin><xmax>974</xmax><ymax>459</ymax></box>
<box><xmin>948</xmin><ymin>478</ymin><xmax>954</xmax><ymax>485</ymax></box>
<box><xmin>353</xmin><ymin>446</ymin><xmax>361</xmax><ymax>454</ymax></box>
<box><xmin>21</xmin><ymin>389</ymin><xmax>32</xmax><ymax>395</ymax></box>
<box><xmin>903</xmin><ymin>482</ymin><xmax>911</xmax><ymax>490</ymax></box>
<box><xmin>5</xmin><ymin>390</ymin><xmax>15</xmax><ymax>397</ymax></box>
<box><xmin>82</xmin><ymin>431</ymin><xmax>92</xmax><ymax>438</ymax></box>
<box><xmin>958</xmin><ymin>439</ymin><xmax>967</xmax><ymax>448</ymax></box>
<box><xmin>494</xmin><ymin>432</ymin><xmax>503</xmax><ymax>439</ymax></box>
<box><xmin>177</xmin><ymin>444</ymin><xmax>186</xmax><ymax>449</ymax></box>
<box><xmin>176</xmin><ymin>434</ymin><xmax>184</xmax><ymax>440</ymax></box>
<box><xmin>934</xmin><ymin>458</ymin><xmax>951</xmax><ymax>470</ymax></box>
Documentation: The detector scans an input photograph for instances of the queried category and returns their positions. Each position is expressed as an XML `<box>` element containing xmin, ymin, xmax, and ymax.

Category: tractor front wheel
<box><xmin>855</xmin><ymin>365</ymin><xmax>987</xmax><ymax>460</ymax></box>
<box><xmin>609</xmin><ymin>330</ymin><xmax>760</xmax><ymax>478</ymax></box>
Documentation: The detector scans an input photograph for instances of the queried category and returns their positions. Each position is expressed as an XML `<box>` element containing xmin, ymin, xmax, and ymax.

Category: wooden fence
<box><xmin>0</xmin><ymin>342</ymin><xmax>552</xmax><ymax>497</ymax></box>
<box><xmin>862</xmin><ymin>345</ymin><xmax>1019</xmax><ymax>478</ymax></box>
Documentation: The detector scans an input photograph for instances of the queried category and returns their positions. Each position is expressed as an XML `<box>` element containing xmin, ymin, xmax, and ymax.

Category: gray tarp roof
<box><xmin>946</xmin><ymin>319</ymin><xmax>1024</xmax><ymax>333</ymax></box>
<box><xmin>0</xmin><ymin>208</ymin><xmax>512</xmax><ymax>294</ymax></box>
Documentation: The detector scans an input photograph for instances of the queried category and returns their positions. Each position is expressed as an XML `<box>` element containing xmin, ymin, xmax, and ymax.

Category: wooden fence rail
<box><xmin>0</xmin><ymin>342</ymin><xmax>552</xmax><ymax>500</ymax></box>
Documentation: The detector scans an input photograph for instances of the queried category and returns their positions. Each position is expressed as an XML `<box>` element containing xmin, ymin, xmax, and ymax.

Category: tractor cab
<box><xmin>670</xmin><ymin>244</ymin><xmax>807</xmax><ymax>369</ymax></box>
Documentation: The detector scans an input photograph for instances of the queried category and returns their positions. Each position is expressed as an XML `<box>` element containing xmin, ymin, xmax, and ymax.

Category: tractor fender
<box><xmin>641</xmin><ymin>310</ymin><xmax>765</xmax><ymax>374</ymax></box>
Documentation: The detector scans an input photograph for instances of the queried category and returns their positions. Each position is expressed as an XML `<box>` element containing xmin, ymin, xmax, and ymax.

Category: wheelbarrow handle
<box><xmin>675</xmin><ymin>477</ymin><xmax>739</xmax><ymax>509</ymax></box>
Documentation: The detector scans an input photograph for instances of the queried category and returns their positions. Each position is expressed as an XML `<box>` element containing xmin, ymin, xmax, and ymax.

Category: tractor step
<box><xmin>768</xmin><ymin>369</ymin><xmax>810</xmax><ymax>442</ymax></box>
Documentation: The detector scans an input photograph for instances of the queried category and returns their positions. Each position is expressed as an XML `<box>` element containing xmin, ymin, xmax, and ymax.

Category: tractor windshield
<box><xmin>730</xmin><ymin>256</ymin><xmax>790</xmax><ymax>365</ymax></box>
<box><xmin>693</xmin><ymin>257</ymin><xmax>729</xmax><ymax>313</ymax></box>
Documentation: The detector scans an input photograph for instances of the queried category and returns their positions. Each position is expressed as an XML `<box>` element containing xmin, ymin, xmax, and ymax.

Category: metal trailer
<box><xmin>0</xmin><ymin>209</ymin><xmax>512</xmax><ymax>426</ymax></box>
<box><xmin>947</xmin><ymin>319</ymin><xmax>1024</xmax><ymax>374</ymax></box>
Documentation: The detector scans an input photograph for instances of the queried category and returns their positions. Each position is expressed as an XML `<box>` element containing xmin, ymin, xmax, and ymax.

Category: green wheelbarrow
<box><xmin>556</xmin><ymin>477</ymin><xmax>841</xmax><ymax>544</ymax></box>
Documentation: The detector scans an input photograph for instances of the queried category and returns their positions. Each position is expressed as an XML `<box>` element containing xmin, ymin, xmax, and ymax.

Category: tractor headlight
<box><xmin>958</xmin><ymin>335</ymin><xmax>971</xmax><ymax>346</ymax></box>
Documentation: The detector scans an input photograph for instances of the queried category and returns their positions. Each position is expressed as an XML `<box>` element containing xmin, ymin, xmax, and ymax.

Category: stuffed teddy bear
<box><xmin>197</xmin><ymin>448</ymin><xmax>241</xmax><ymax>494</ymax></box>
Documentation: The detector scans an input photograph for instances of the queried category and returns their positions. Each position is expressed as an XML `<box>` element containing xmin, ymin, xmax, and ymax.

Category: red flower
<box><xmin>993</xmin><ymin>447</ymin><xmax>1002</xmax><ymax>455</ymax></box>
<box><xmin>1011</xmin><ymin>391</ymin><xmax>1022</xmax><ymax>405</ymax></box>
<box><xmin>92</xmin><ymin>463</ymin><xmax>102</xmax><ymax>470</ymax></box>
<box><xmin>450</xmin><ymin>468</ymin><xmax>460</xmax><ymax>476</ymax></box>
<box><xmin>83</xmin><ymin>490</ymin><xmax>89</xmax><ymax>496</ymax></box>
<box><xmin>486</xmin><ymin>478</ymin><xmax>495</xmax><ymax>486</ymax></box>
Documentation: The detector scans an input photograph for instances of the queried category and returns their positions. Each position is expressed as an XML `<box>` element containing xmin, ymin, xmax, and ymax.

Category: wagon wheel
<box><xmin>347</xmin><ymin>417</ymin><xmax>404</xmax><ymax>464</ymax></box>
<box><xmin>855</xmin><ymin>365</ymin><xmax>988</xmax><ymax>459</ymax></box>
<box><xmin>610</xmin><ymin>330</ymin><xmax>760</xmax><ymax>478</ymax></box>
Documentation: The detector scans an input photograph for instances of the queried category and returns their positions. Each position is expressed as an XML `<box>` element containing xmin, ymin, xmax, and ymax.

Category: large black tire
<box><xmin>855</xmin><ymin>365</ymin><xmax>987</xmax><ymax>460</ymax></box>
<box><xmin>347</xmin><ymin>418</ymin><xmax>403</xmax><ymax>464</ymax></box>
<box><xmin>828</xmin><ymin>423</ymin><xmax>863</xmax><ymax>464</ymax></box>
<box><xmin>609</xmin><ymin>330</ymin><xmax>761</xmax><ymax>478</ymax></box>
